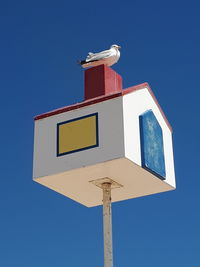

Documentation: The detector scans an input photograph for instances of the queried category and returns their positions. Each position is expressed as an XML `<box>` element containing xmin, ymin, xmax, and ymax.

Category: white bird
<box><xmin>79</xmin><ymin>44</ymin><xmax>121</xmax><ymax>68</ymax></box>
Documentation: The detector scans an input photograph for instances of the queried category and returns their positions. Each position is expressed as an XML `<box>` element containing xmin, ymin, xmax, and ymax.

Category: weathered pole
<box><xmin>102</xmin><ymin>182</ymin><xmax>113</xmax><ymax>267</ymax></box>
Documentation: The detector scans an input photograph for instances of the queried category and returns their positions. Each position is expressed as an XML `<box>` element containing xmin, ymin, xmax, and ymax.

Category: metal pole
<box><xmin>102</xmin><ymin>182</ymin><xmax>113</xmax><ymax>267</ymax></box>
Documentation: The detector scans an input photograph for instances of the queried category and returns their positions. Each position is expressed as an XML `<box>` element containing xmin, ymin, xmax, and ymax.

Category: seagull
<box><xmin>79</xmin><ymin>44</ymin><xmax>121</xmax><ymax>68</ymax></box>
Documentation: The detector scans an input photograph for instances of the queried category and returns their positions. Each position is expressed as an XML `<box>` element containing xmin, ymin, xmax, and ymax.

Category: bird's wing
<box><xmin>86</xmin><ymin>49</ymin><xmax>114</xmax><ymax>62</ymax></box>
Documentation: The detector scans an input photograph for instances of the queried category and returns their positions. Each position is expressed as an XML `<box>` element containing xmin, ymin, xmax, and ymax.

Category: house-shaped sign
<box><xmin>33</xmin><ymin>65</ymin><xmax>176</xmax><ymax>207</ymax></box>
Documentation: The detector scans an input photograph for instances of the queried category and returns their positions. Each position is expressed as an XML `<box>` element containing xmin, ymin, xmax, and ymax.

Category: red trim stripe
<box><xmin>34</xmin><ymin>82</ymin><xmax>172</xmax><ymax>132</ymax></box>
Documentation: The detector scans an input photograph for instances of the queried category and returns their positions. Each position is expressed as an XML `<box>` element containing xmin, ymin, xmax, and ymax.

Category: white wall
<box><xmin>123</xmin><ymin>88</ymin><xmax>176</xmax><ymax>188</ymax></box>
<box><xmin>33</xmin><ymin>97</ymin><xmax>125</xmax><ymax>179</ymax></box>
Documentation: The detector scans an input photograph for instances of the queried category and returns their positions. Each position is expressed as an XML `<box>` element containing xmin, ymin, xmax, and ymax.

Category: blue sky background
<box><xmin>0</xmin><ymin>0</ymin><xmax>200</xmax><ymax>266</ymax></box>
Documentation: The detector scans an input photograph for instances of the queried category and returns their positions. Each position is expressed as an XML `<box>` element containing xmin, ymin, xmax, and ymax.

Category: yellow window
<box><xmin>57</xmin><ymin>113</ymin><xmax>98</xmax><ymax>156</ymax></box>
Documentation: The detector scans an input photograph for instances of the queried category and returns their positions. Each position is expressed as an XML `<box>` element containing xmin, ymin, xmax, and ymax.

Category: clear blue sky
<box><xmin>0</xmin><ymin>0</ymin><xmax>199</xmax><ymax>266</ymax></box>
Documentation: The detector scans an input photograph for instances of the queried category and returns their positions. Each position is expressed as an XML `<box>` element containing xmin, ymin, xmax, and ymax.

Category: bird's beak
<box><xmin>118</xmin><ymin>45</ymin><xmax>121</xmax><ymax>49</ymax></box>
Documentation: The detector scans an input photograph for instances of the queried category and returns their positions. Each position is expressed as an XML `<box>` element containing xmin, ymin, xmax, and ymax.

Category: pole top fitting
<box><xmin>102</xmin><ymin>182</ymin><xmax>112</xmax><ymax>190</ymax></box>
<box><xmin>89</xmin><ymin>177</ymin><xmax>123</xmax><ymax>190</ymax></box>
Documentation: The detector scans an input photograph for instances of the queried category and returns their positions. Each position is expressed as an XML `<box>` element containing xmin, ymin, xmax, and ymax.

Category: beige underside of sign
<box><xmin>34</xmin><ymin>157</ymin><xmax>174</xmax><ymax>207</ymax></box>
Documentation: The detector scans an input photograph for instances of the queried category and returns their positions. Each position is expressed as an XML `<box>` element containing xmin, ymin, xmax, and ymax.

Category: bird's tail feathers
<box><xmin>77</xmin><ymin>60</ymin><xmax>86</xmax><ymax>66</ymax></box>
